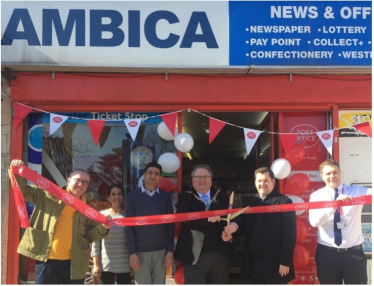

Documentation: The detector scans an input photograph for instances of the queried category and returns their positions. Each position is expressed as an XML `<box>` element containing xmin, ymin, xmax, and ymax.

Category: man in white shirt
<box><xmin>309</xmin><ymin>159</ymin><xmax>371</xmax><ymax>284</ymax></box>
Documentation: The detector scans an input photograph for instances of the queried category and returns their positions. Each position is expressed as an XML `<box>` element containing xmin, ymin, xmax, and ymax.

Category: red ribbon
<box><xmin>10</xmin><ymin>165</ymin><xmax>372</xmax><ymax>227</ymax></box>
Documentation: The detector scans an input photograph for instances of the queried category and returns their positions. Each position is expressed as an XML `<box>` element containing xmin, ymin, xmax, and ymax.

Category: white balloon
<box><xmin>271</xmin><ymin>158</ymin><xmax>291</xmax><ymax>179</ymax></box>
<box><xmin>158</xmin><ymin>153</ymin><xmax>180</xmax><ymax>173</ymax></box>
<box><xmin>157</xmin><ymin>122</ymin><xmax>178</xmax><ymax>141</ymax></box>
<box><xmin>138</xmin><ymin>175</ymin><xmax>144</xmax><ymax>188</ymax></box>
<box><xmin>286</xmin><ymin>195</ymin><xmax>305</xmax><ymax>215</ymax></box>
<box><xmin>174</xmin><ymin>133</ymin><xmax>194</xmax><ymax>152</ymax></box>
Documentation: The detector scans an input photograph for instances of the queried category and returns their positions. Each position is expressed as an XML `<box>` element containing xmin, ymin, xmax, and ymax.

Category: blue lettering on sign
<box><xmin>2</xmin><ymin>9</ymin><xmax>40</xmax><ymax>45</ymax></box>
<box><xmin>129</xmin><ymin>10</ymin><xmax>140</xmax><ymax>47</ymax></box>
<box><xmin>181</xmin><ymin>12</ymin><xmax>218</xmax><ymax>48</ymax></box>
<box><xmin>145</xmin><ymin>10</ymin><xmax>180</xmax><ymax>48</ymax></box>
<box><xmin>43</xmin><ymin>9</ymin><xmax>85</xmax><ymax>46</ymax></box>
<box><xmin>229</xmin><ymin>1</ymin><xmax>372</xmax><ymax>66</ymax></box>
<box><xmin>90</xmin><ymin>10</ymin><xmax>124</xmax><ymax>47</ymax></box>
<box><xmin>2</xmin><ymin>8</ymin><xmax>218</xmax><ymax>49</ymax></box>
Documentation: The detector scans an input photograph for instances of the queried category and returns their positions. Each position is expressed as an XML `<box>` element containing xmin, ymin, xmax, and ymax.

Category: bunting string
<box><xmin>12</xmin><ymin>101</ymin><xmax>371</xmax><ymax>136</ymax></box>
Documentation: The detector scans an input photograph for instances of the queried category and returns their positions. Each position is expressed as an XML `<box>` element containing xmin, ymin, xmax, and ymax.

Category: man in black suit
<box><xmin>223</xmin><ymin>167</ymin><xmax>296</xmax><ymax>284</ymax></box>
<box><xmin>174</xmin><ymin>164</ymin><xmax>235</xmax><ymax>284</ymax></box>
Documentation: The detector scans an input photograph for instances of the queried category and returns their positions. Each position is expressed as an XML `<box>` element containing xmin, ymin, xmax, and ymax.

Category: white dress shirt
<box><xmin>309</xmin><ymin>183</ymin><xmax>372</xmax><ymax>248</ymax></box>
<box><xmin>141</xmin><ymin>184</ymin><xmax>160</xmax><ymax>196</ymax></box>
<box><xmin>197</xmin><ymin>190</ymin><xmax>211</xmax><ymax>201</ymax></box>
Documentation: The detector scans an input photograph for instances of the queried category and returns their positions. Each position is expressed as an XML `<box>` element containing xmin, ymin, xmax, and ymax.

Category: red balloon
<box><xmin>174</xmin><ymin>267</ymin><xmax>185</xmax><ymax>284</ymax></box>
<box><xmin>286</xmin><ymin>144</ymin><xmax>305</xmax><ymax>165</ymax></box>
<box><xmin>296</xmin><ymin>220</ymin><xmax>308</xmax><ymax>242</ymax></box>
<box><xmin>293</xmin><ymin>245</ymin><xmax>310</xmax><ymax>268</ymax></box>
<box><xmin>157</xmin><ymin>176</ymin><xmax>177</xmax><ymax>192</ymax></box>
<box><xmin>284</xmin><ymin>173</ymin><xmax>310</xmax><ymax>195</ymax></box>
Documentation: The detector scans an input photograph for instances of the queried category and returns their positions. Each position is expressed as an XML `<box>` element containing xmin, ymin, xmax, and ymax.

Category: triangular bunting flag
<box><xmin>13</xmin><ymin>103</ymin><xmax>33</xmax><ymax>129</ymax></box>
<box><xmin>124</xmin><ymin>118</ymin><xmax>142</xmax><ymax>141</ymax></box>
<box><xmin>160</xmin><ymin>113</ymin><xmax>177</xmax><ymax>136</ymax></box>
<box><xmin>87</xmin><ymin>120</ymin><xmax>106</xmax><ymax>145</ymax></box>
<box><xmin>50</xmin><ymin>113</ymin><xmax>69</xmax><ymax>135</ymax></box>
<box><xmin>316</xmin><ymin>130</ymin><xmax>334</xmax><ymax>155</ymax></box>
<box><xmin>209</xmin><ymin>117</ymin><xmax>226</xmax><ymax>144</ymax></box>
<box><xmin>12</xmin><ymin>118</ymin><xmax>24</xmax><ymax>129</ymax></box>
<box><xmin>352</xmin><ymin>122</ymin><xmax>372</xmax><ymax>138</ymax></box>
<box><xmin>279</xmin><ymin>133</ymin><xmax>297</xmax><ymax>157</ymax></box>
<box><xmin>99</xmin><ymin>126</ymin><xmax>112</xmax><ymax>148</ymax></box>
<box><xmin>243</xmin><ymin>128</ymin><xmax>262</xmax><ymax>155</ymax></box>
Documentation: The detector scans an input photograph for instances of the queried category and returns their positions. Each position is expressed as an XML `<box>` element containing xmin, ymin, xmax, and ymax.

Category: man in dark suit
<box><xmin>174</xmin><ymin>164</ymin><xmax>235</xmax><ymax>284</ymax></box>
<box><xmin>223</xmin><ymin>167</ymin><xmax>296</xmax><ymax>284</ymax></box>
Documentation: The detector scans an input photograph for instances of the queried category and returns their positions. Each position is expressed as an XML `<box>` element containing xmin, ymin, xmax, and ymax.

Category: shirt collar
<box><xmin>325</xmin><ymin>183</ymin><xmax>344</xmax><ymax>192</ymax></box>
<box><xmin>141</xmin><ymin>184</ymin><xmax>159</xmax><ymax>194</ymax></box>
<box><xmin>197</xmin><ymin>190</ymin><xmax>211</xmax><ymax>198</ymax></box>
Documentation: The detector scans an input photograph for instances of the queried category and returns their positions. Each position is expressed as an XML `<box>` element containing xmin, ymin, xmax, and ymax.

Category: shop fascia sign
<box><xmin>1</xmin><ymin>1</ymin><xmax>372</xmax><ymax>67</ymax></box>
<box><xmin>2</xmin><ymin>9</ymin><xmax>218</xmax><ymax>49</ymax></box>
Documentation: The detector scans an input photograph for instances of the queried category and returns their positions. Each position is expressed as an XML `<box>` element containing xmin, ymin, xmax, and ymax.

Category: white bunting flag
<box><xmin>243</xmin><ymin>128</ymin><xmax>262</xmax><ymax>155</ymax></box>
<box><xmin>124</xmin><ymin>119</ymin><xmax>142</xmax><ymax>141</ymax></box>
<box><xmin>316</xmin><ymin>130</ymin><xmax>334</xmax><ymax>155</ymax></box>
<box><xmin>50</xmin><ymin>113</ymin><xmax>69</xmax><ymax>135</ymax></box>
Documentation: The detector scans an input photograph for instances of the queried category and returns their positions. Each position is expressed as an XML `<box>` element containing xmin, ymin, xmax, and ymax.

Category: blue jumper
<box><xmin>125</xmin><ymin>187</ymin><xmax>174</xmax><ymax>255</ymax></box>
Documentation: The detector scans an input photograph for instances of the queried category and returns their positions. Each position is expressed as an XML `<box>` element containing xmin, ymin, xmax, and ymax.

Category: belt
<box><xmin>318</xmin><ymin>243</ymin><xmax>362</xmax><ymax>252</ymax></box>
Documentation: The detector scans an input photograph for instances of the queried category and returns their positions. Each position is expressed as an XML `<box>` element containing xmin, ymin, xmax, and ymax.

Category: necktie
<box><xmin>334</xmin><ymin>188</ymin><xmax>342</xmax><ymax>246</ymax></box>
<box><xmin>201</xmin><ymin>194</ymin><xmax>210</xmax><ymax>209</ymax></box>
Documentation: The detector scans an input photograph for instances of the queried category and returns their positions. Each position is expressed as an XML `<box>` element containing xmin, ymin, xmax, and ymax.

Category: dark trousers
<box><xmin>35</xmin><ymin>259</ymin><xmax>85</xmax><ymax>284</ymax></box>
<box><xmin>249</xmin><ymin>255</ymin><xmax>284</xmax><ymax>285</ymax></box>
<box><xmin>184</xmin><ymin>251</ymin><xmax>229</xmax><ymax>284</ymax></box>
<box><xmin>99</xmin><ymin>271</ymin><xmax>132</xmax><ymax>284</ymax></box>
<box><xmin>315</xmin><ymin>244</ymin><xmax>367</xmax><ymax>284</ymax></box>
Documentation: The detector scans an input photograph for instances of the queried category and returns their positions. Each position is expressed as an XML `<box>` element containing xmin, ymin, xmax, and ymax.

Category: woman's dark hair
<box><xmin>107</xmin><ymin>184</ymin><xmax>125</xmax><ymax>197</ymax></box>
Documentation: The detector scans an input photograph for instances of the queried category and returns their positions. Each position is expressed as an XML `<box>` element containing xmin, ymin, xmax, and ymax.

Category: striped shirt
<box><xmin>91</xmin><ymin>209</ymin><xmax>130</xmax><ymax>273</ymax></box>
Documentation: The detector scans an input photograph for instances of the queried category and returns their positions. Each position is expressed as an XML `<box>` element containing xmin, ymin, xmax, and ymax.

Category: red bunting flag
<box><xmin>279</xmin><ymin>133</ymin><xmax>297</xmax><ymax>157</ymax></box>
<box><xmin>13</xmin><ymin>103</ymin><xmax>33</xmax><ymax>129</ymax></box>
<box><xmin>209</xmin><ymin>117</ymin><xmax>226</xmax><ymax>144</ymax></box>
<box><xmin>87</xmin><ymin>120</ymin><xmax>106</xmax><ymax>145</ymax></box>
<box><xmin>353</xmin><ymin>121</ymin><xmax>372</xmax><ymax>138</ymax></box>
<box><xmin>160</xmin><ymin>113</ymin><xmax>178</xmax><ymax>136</ymax></box>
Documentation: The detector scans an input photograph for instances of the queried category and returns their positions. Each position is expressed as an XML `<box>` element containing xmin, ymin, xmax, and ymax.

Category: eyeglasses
<box><xmin>73</xmin><ymin>177</ymin><xmax>89</xmax><ymax>186</ymax></box>
<box><xmin>192</xmin><ymin>175</ymin><xmax>212</xmax><ymax>181</ymax></box>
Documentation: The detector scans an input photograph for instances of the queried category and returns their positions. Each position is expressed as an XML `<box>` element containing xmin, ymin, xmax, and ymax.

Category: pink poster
<box><xmin>282</xmin><ymin>112</ymin><xmax>328</xmax><ymax>284</ymax></box>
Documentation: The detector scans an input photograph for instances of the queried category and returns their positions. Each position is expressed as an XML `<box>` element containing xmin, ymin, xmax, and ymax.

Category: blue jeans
<box><xmin>35</xmin><ymin>259</ymin><xmax>85</xmax><ymax>284</ymax></box>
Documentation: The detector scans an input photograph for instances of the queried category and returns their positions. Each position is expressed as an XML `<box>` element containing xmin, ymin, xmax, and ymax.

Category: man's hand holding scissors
<box><xmin>220</xmin><ymin>192</ymin><xmax>248</xmax><ymax>241</ymax></box>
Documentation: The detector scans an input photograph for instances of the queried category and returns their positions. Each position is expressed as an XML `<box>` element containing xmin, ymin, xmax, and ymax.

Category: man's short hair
<box><xmin>191</xmin><ymin>164</ymin><xmax>213</xmax><ymax>177</ymax></box>
<box><xmin>254</xmin><ymin>167</ymin><xmax>275</xmax><ymax>180</ymax></box>
<box><xmin>145</xmin><ymin>162</ymin><xmax>162</xmax><ymax>174</ymax></box>
<box><xmin>69</xmin><ymin>169</ymin><xmax>90</xmax><ymax>180</ymax></box>
<box><xmin>319</xmin><ymin>159</ymin><xmax>340</xmax><ymax>174</ymax></box>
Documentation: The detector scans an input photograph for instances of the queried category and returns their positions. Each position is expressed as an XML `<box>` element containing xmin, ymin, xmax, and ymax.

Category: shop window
<box><xmin>38</xmin><ymin>112</ymin><xmax>178</xmax><ymax>203</ymax></box>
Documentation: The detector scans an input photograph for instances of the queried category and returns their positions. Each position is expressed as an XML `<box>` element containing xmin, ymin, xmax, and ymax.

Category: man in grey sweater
<box><xmin>125</xmin><ymin>162</ymin><xmax>174</xmax><ymax>284</ymax></box>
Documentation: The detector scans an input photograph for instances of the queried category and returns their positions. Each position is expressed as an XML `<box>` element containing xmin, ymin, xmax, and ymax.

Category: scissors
<box><xmin>221</xmin><ymin>191</ymin><xmax>249</xmax><ymax>224</ymax></box>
